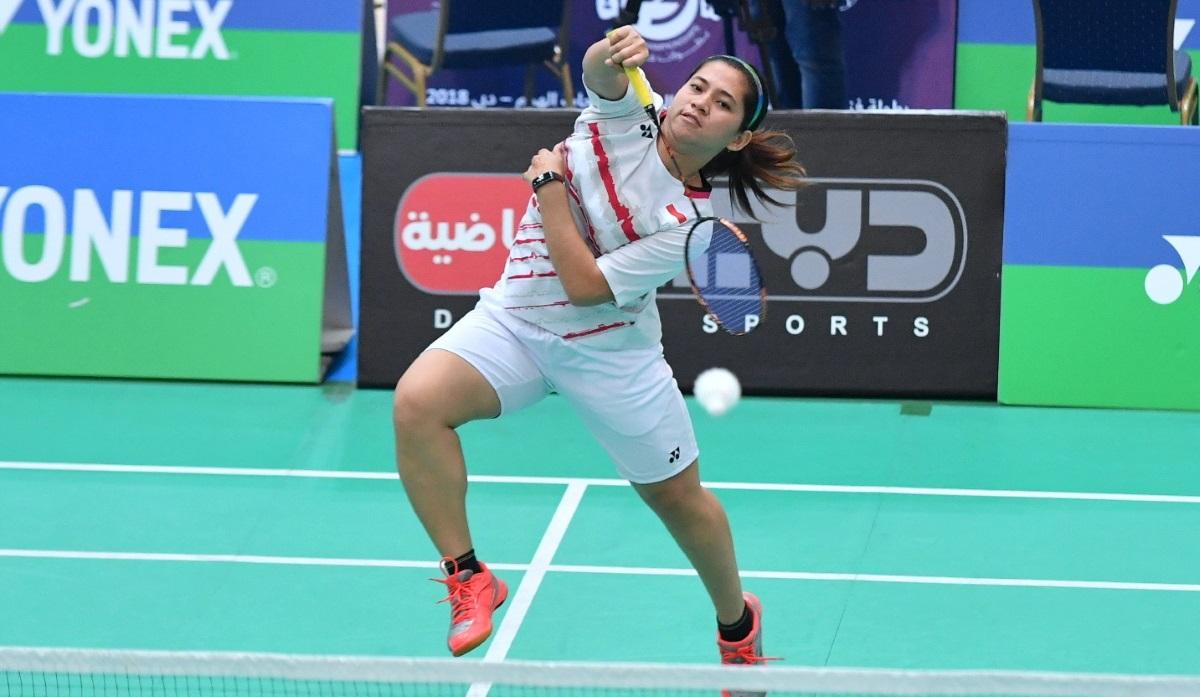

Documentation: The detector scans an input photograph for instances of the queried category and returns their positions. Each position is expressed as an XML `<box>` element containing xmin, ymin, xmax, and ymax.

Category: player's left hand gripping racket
<box><xmin>621</xmin><ymin>65</ymin><xmax>767</xmax><ymax>336</ymax></box>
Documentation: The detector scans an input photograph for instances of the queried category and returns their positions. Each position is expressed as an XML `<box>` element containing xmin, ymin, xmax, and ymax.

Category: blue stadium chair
<box><xmin>384</xmin><ymin>0</ymin><xmax>575</xmax><ymax>107</ymax></box>
<box><xmin>1028</xmin><ymin>0</ymin><xmax>1198</xmax><ymax>124</ymax></box>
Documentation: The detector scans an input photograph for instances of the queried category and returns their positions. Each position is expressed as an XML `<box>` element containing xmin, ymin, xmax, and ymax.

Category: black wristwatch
<box><xmin>530</xmin><ymin>170</ymin><xmax>565</xmax><ymax>192</ymax></box>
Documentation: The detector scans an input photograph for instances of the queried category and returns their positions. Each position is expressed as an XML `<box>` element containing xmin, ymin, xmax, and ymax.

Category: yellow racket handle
<box><xmin>623</xmin><ymin>65</ymin><xmax>654</xmax><ymax>111</ymax></box>
<box><xmin>606</xmin><ymin>29</ymin><xmax>658</xmax><ymax>124</ymax></box>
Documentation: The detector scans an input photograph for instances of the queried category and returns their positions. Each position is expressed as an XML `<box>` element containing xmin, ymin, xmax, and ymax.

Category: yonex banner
<box><xmin>0</xmin><ymin>0</ymin><xmax>366</xmax><ymax>149</ymax></box>
<box><xmin>0</xmin><ymin>93</ymin><xmax>352</xmax><ymax>383</ymax></box>
<box><xmin>1000</xmin><ymin>123</ymin><xmax>1200</xmax><ymax>411</ymax></box>
<box><xmin>358</xmin><ymin>109</ymin><xmax>1005</xmax><ymax>398</ymax></box>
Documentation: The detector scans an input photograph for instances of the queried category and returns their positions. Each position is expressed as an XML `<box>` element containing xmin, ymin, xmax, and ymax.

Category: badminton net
<box><xmin>3</xmin><ymin>646</ymin><xmax>1199</xmax><ymax>697</ymax></box>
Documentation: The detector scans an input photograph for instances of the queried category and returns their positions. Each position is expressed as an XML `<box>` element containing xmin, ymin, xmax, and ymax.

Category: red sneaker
<box><xmin>432</xmin><ymin>559</ymin><xmax>508</xmax><ymax>657</ymax></box>
<box><xmin>717</xmin><ymin>592</ymin><xmax>776</xmax><ymax>697</ymax></box>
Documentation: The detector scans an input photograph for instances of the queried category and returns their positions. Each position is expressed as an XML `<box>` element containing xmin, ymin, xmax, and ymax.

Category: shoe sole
<box><xmin>450</xmin><ymin>578</ymin><xmax>509</xmax><ymax>657</ymax></box>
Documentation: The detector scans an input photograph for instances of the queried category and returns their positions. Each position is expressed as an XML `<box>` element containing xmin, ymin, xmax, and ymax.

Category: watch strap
<box><xmin>531</xmin><ymin>170</ymin><xmax>565</xmax><ymax>192</ymax></box>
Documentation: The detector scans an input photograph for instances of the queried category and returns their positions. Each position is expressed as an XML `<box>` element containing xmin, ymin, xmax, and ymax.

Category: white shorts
<box><xmin>426</xmin><ymin>303</ymin><xmax>699</xmax><ymax>484</ymax></box>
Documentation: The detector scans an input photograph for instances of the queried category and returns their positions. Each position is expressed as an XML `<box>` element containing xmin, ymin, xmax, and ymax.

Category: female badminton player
<box><xmin>392</xmin><ymin>25</ymin><xmax>805</xmax><ymax>680</ymax></box>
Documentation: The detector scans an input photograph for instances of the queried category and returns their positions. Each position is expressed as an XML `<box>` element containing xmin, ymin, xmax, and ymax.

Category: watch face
<box><xmin>533</xmin><ymin>171</ymin><xmax>560</xmax><ymax>190</ymax></box>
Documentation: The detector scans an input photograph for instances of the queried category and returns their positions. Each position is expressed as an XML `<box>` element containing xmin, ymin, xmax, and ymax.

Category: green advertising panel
<box><xmin>0</xmin><ymin>94</ymin><xmax>352</xmax><ymax>382</ymax></box>
<box><xmin>1000</xmin><ymin>124</ymin><xmax>1200</xmax><ymax>411</ymax></box>
<box><xmin>957</xmin><ymin>0</ymin><xmax>1200</xmax><ymax>125</ymax></box>
<box><xmin>0</xmin><ymin>1</ymin><xmax>364</xmax><ymax>149</ymax></box>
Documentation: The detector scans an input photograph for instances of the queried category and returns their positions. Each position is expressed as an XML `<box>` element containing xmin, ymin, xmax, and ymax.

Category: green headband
<box><xmin>709</xmin><ymin>54</ymin><xmax>767</xmax><ymax>131</ymax></box>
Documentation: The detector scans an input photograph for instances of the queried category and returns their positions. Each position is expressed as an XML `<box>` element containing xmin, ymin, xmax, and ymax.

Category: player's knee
<box><xmin>640</xmin><ymin>485</ymin><xmax>685</xmax><ymax>515</ymax></box>
<box><xmin>392</xmin><ymin>382</ymin><xmax>436</xmax><ymax>438</ymax></box>
<box><xmin>637</xmin><ymin>464</ymin><xmax>702</xmax><ymax>513</ymax></box>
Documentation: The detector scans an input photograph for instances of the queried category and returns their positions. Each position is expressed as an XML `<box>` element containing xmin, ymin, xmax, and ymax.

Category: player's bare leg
<box><xmin>634</xmin><ymin>460</ymin><xmax>771</xmax><ymax>688</ymax></box>
<box><xmin>393</xmin><ymin>349</ymin><xmax>507</xmax><ymax>656</ymax></box>
<box><xmin>393</xmin><ymin>349</ymin><xmax>499</xmax><ymax>557</ymax></box>
<box><xmin>632</xmin><ymin>460</ymin><xmax>745</xmax><ymax>623</ymax></box>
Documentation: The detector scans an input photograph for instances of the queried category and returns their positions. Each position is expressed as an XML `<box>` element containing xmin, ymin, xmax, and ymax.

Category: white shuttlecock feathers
<box><xmin>693</xmin><ymin>367</ymin><xmax>742</xmax><ymax>417</ymax></box>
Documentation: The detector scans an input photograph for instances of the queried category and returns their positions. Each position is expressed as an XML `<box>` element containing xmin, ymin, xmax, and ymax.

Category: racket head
<box><xmin>683</xmin><ymin>217</ymin><xmax>767</xmax><ymax>336</ymax></box>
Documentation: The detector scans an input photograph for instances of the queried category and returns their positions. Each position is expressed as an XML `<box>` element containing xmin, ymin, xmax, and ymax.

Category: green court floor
<box><xmin>1</xmin><ymin>376</ymin><xmax>1198</xmax><ymax>676</ymax></box>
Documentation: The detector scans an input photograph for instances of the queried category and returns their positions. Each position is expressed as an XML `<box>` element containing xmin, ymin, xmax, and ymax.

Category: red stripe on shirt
<box><xmin>588</xmin><ymin>122</ymin><xmax>639</xmax><ymax>242</ymax></box>
<box><xmin>539</xmin><ymin>142</ymin><xmax>601</xmax><ymax>257</ymax></box>
<box><xmin>685</xmin><ymin>189</ymin><xmax>711</xmax><ymax>200</ymax></box>
<box><xmin>506</xmin><ymin>270</ymin><xmax>558</xmax><ymax>280</ymax></box>
<box><xmin>561</xmin><ymin>321</ymin><xmax>632</xmax><ymax>340</ymax></box>
<box><xmin>509</xmin><ymin>252</ymin><xmax>550</xmax><ymax>262</ymax></box>
<box><xmin>666</xmin><ymin>203</ymin><xmax>687</xmax><ymax>224</ymax></box>
<box><xmin>504</xmin><ymin>300</ymin><xmax>571</xmax><ymax>310</ymax></box>
<box><xmin>563</xmin><ymin>181</ymin><xmax>603</xmax><ymax>257</ymax></box>
<box><xmin>558</xmin><ymin>141</ymin><xmax>602</xmax><ymax>256</ymax></box>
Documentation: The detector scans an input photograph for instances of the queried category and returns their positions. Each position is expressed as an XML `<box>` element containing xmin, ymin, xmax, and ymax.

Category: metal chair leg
<box><xmin>544</xmin><ymin>51</ymin><xmax>575</xmax><ymax>107</ymax></box>
<box><xmin>1179</xmin><ymin>77</ymin><xmax>1198</xmax><ymax>125</ymax></box>
<box><xmin>524</xmin><ymin>64</ymin><xmax>537</xmax><ymax>105</ymax></box>
<box><xmin>559</xmin><ymin>60</ymin><xmax>575</xmax><ymax>107</ymax></box>
<box><xmin>385</xmin><ymin>41</ymin><xmax>430</xmax><ymax>107</ymax></box>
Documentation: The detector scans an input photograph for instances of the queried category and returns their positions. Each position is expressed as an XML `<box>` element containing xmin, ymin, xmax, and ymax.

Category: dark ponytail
<box><xmin>702</xmin><ymin>129</ymin><xmax>806</xmax><ymax>216</ymax></box>
<box><xmin>693</xmin><ymin>56</ymin><xmax>806</xmax><ymax>217</ymax></box>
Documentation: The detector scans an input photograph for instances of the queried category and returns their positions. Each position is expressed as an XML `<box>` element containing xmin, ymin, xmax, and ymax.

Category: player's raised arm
<box><xmin>583</xmin><ymin>26</ymin><xmax>649</xmax><ymax>102</ymax></box>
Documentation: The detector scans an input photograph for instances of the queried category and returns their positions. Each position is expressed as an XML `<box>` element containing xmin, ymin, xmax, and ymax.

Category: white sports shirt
<box><xmin>478</xmin><ymin>70</ymin><xmax>714</xmax><ymax>350</ymax></box>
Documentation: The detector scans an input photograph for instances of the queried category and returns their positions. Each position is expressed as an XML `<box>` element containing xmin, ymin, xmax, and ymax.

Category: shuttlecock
<box><xmin>693</xmin><ymin>367</ymin><xmax>742</xmax><ymax>417</ymax></box>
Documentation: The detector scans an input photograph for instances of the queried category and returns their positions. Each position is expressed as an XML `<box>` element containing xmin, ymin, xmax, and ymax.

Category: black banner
<box><xmin>359</xmin><ymin>108</ymin><xmax>578</xmax><ymax>388</ymax></box>
<box><xmin>359</xmin><ymin>108</ymin><xmax>1006</xmax><ymax>398</ymax></box>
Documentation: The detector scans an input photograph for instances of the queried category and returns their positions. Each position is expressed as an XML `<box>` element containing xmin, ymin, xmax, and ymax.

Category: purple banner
<box><xmin>384</xmin><ymin>0</ymin><xmax>954</xmax><ymax>110</ymax></box>
<box><xmin>842</xmin><ymin>0</ymin><xmax>957</xmax><ymax>110</ymax></box>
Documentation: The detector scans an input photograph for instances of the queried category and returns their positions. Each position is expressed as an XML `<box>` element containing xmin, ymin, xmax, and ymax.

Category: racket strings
<box><xmin>695</xmin><ymin>222</ymin><xmax>765</xmax><ymax>333</ymax></box>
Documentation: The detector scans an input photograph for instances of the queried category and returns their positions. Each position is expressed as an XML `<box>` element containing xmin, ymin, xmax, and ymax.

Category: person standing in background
<box><xmin>762</xmin><ymin>0</ymin><xmax>851</xmax><ymax>109</ymax></box>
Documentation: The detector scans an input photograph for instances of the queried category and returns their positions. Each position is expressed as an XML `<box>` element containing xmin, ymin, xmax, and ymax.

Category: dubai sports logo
<box><xmin>1145</xmin><ymin>235</ymin><xmax>1200</xmax><ymax>305</ymax></box>
<box><xmin>666</xmin><ymin>179</ymin><xmax>968</xmax><ymax>303</ymax></box>
<box><xmin>595</xmin><ymin>0</ymin><xmax>719</xmax><ymax>61</ymax></box>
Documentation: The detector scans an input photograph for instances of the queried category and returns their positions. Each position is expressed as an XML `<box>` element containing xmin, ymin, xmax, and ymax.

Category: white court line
<box><xmin>3</xmin><ymin>460</ymin><xmax>1200</xmax><ymax>504</ymax></box>
<box><xmin>550</xmin><ymin>564</ymin><xmax>1200</xmax><ymax>593</ymax></box>
<box><xmin>0</xmin><ymin>549</ymin><xmax>523</xmax><ymax>573</ymax></box>
<box><xmin>0</xmin><ymin>461</ymin><xmax>398</xmax><ymax>480</ymax></box>
<box><xmin>699</xmin><ymin>481</ymin><xmax>1200</xmax><ymax>505</ymax></box>
<box><xmin>2</xmin><ymin>549</ymin><xmax>1198</xmax><ymax>593</ymax></box>
<box><xmin>468</xmin><ymin>481</ymin><xmax>588</xmax><ymax>697</ymax></box>
<box><xmin>0</xmin><ymin>461</ymin><xmax>610</xmax><ymax>486</ymax></box>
